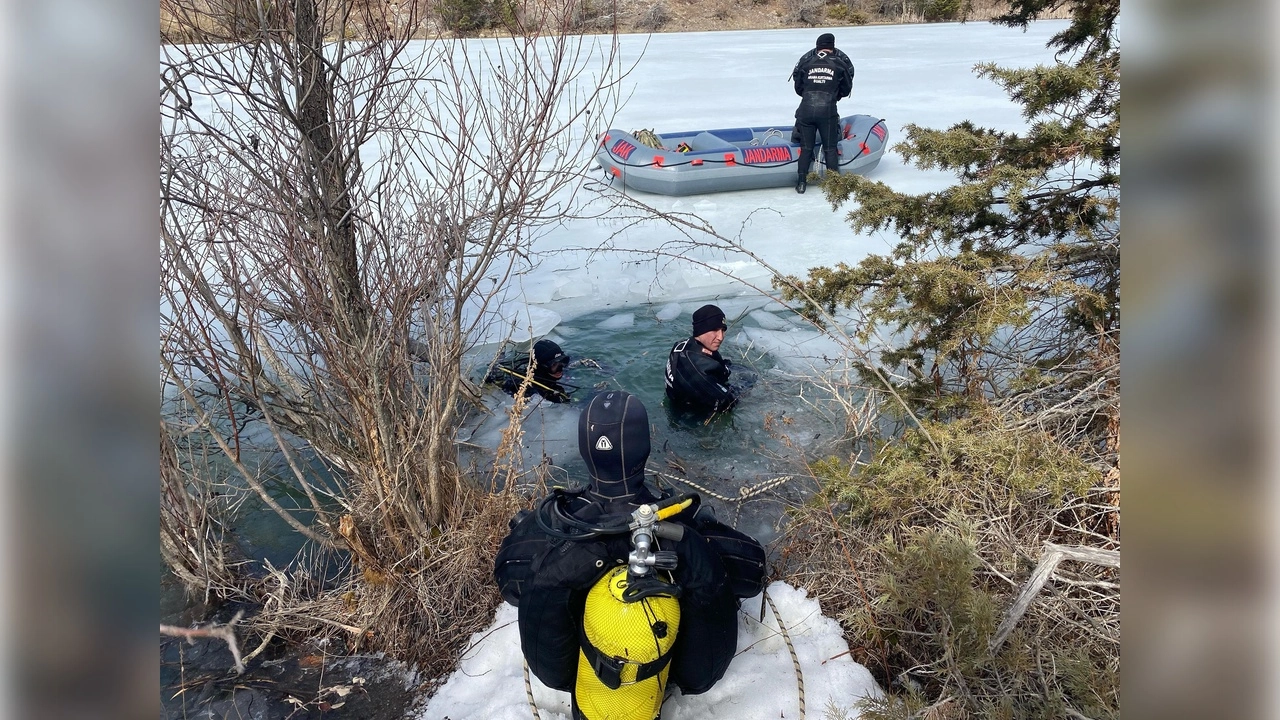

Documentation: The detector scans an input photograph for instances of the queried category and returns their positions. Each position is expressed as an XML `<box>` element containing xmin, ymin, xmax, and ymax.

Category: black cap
<box><xmin>533</xmin><ymin>339</ymin><xmax>568</xmax><ymax>371</ymax></box>
<box><xmin>578</xmin><ymin>391</ymin><xmax>650</xmax><ymax>500</ymax></box>
<box><xmin>691</xmin><ymin>304</ymin><xmax>727</xmax><ymax>336</ymax></box>
<box><xmin>816</xmin><ymin>33</ymin><xmax>835</xmax><ymax>49</ymax></box>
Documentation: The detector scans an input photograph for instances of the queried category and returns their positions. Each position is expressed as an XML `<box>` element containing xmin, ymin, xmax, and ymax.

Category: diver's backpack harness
<box><xmin>533</xmin><ymin>491</ymin><xmax>695</xmax><ymax>720</ymax></box>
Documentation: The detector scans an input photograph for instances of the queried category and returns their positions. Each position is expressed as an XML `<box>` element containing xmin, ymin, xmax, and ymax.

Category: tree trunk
<box><xmin>294</xmin><ymin>0</ymin><xmax>369</xmax><ymax>343</ymax></box>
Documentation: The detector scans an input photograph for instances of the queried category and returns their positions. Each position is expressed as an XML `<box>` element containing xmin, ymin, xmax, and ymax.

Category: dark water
<box><xmin>461</xmin><ymin>299</ymin><xmax>847</xmax><ymax>545</ymax></box>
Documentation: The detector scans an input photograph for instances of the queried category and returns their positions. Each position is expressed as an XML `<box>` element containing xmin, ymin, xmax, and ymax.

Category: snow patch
<box><xmin>419</xmin><ymin>582</ymin><xmax>883</xmax><ymax>720</ymax></box>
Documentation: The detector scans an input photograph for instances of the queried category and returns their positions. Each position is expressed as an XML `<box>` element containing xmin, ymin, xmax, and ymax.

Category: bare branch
<box><xmin>161</xmin><ymin>610</ymin><xmax>247</xmax><ymax>674</ymax></box>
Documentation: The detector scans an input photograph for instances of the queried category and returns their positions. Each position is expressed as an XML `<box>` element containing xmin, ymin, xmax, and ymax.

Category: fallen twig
<box><xmin>160</xmin><ymin>609</ymin><xmax>246</xmax><ymax>674</ymax></box>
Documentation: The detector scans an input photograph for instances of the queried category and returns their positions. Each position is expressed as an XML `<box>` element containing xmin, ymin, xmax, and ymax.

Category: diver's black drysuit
<box><xmin>493</xmin><ymin>391</ymin><xmax>766</xmax><ymax>700</ymax></box>
<box><xmin>664</xmin><ymin>338</ymin><xmax>737</xmax><ymax>413</ymax></box>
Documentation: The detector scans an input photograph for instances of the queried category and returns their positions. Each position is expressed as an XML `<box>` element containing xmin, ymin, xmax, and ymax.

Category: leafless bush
<box><xmin>161</xmin><ymin>0</ymin><xmax>632</xmax><ymax>663</ymax></box>
<box><xmin>570</xmin><ymin>0</ymin><xmax>618</xmax><ymax>31</ymax></box>
<box><xmin>160</xmin><ymin>421</ymin><xmax>242</xmax><ymax>598</ymax></box>
<box><xmin>233</xmin><ymin>485</ymin><xmax>527</xmax><ymax>676</ymax></box>
<box><xmin>635</xmin><ymin>1</ymin><xmax>670</xmax><ymax>31</ymax></box>
<box><xmin>783</xmin><ymin>0</ymin><xmax>825</xmax><ymax>25</ymax></box>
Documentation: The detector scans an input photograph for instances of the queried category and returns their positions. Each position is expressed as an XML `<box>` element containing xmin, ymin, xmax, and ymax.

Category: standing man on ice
<box><xmin>790</xmin><ymin>32</ymin><xmax>853</xmax><ymax>194</ymax></box>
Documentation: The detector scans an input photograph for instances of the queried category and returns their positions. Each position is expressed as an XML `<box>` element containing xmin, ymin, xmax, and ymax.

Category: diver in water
<box><xmin>494</xmin><ymin>391</ymin><xmax>766</xmax><ymax>716</ymax></box>
<box><xmin>486</xmin><ymin>338</ymin><xmax>574</xmax><ymax>404</ymax></box>
<box><xmin>665</xmin><ymin>304</ymin><xmax>738</xmax><ymax>413</ymax></box>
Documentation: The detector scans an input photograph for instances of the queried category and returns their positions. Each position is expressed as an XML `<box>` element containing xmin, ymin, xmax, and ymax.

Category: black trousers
<box><xmin>796</xmin><ymin>108</ymin><xmax>840</xmax><ymax>180</ymax></box>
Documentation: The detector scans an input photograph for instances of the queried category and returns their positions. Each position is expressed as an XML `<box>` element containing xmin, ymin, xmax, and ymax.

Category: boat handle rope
<box><xmin>604</xmin><ymin>154</ymin><xmax>800</xmax><ymax>170</ymax></box>
<box><xmin>601</xmin><ymin>119</ymin><xmax>886</xmax><ymax>172</ymax></box>
<box><xmin>749</xmin><ymin>128</ymin><xmax>787</xmax><ymax>146</ymax></box>
<box><xmin>836</xmin><ymin>118</ymin><xmax>887</xmax><ymax>169</ymax></box>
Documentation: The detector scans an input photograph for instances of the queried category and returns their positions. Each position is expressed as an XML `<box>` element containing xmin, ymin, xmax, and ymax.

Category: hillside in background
<box><xmin>160</xmin><ymin>0</ymin><xmax>1068</xmax><ymax>44</ymax></box>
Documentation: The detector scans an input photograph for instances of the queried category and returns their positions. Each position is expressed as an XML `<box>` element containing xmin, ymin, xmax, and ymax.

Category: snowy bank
<box><xmin>420</xmin><ymin>581</ymin><xmax>883</xmax><ymax>720</ymax></box>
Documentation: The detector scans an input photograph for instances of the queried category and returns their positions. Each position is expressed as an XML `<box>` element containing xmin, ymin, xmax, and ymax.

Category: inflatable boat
<box><xmin>593</xmin><ymin>114</ymin><xmax>887</xmax><ymax>196</ymax></box>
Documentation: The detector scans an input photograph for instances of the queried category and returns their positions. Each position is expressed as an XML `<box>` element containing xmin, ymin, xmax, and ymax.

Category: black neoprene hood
<box><xmin>578</xmin><ymin>390</ymin><xmax>650</xmax><ymax>498</ymax></box>
<box><xmin>533</xmin><ymin>339</ymin><xmax>568</xmax><ymax>370</ymax></box>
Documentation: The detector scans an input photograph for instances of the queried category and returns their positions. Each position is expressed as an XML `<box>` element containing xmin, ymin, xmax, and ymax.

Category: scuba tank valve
<box><xmin>626</xmin><ymin>503</ymin><xmax>680</xmax><ymax>578</ymax></box>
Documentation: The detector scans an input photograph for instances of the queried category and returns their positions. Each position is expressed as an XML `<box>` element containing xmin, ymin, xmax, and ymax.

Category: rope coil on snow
<box><xmin>764</xmin><ymin>588</ymin><xmax>806</xmax><ymax>720</ymax></box>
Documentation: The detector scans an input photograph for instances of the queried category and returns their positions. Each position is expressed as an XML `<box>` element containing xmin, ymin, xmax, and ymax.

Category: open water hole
<box><xmin>460</xmin><ymin>299</ymin><xmax>855</xmax><ymax>546</ymax></box>
<box><xmin>161</xmin><ymin>297</ymin><xmax>857</xmax><ymax>715</ymax></box>
<box><xmin>162</xmin><ymin>296</ymin><xmax>856</xmax><ymax>621</ymax></box>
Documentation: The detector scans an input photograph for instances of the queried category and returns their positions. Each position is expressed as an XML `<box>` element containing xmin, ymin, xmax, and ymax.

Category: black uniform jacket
<box><xmin>789</xmin><ymin>47</ymin><xmax>854</xmax><ymax>96</ymax></box>
<box><xmin>793</xmin><ymin>49</ymin><xmax>854</xmax><ymax>107</ymax></box>
<box><xmin>664</xmin><ymin>337</ymin><xmax>737</xmax><ymax>412</ymax></box>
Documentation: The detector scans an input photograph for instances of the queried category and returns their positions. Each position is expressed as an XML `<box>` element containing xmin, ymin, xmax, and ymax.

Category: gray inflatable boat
<box><xmin>593</xmin><ymin>114</ymin><xmax>887</xmax><ymax>196</ymax></box>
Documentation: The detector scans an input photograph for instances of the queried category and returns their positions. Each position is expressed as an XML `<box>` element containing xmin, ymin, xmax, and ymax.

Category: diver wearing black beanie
<box><xmin>664</xmin><ymin>304</ymin><xmax>738</xmax><ymax>413</ymax></box>
<box><xmin>789</xmin><ymin>32</ymin><xmax>854</xmax><ymax>86</ymax></box>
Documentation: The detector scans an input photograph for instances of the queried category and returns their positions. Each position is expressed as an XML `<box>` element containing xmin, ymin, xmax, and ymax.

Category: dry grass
<box><xmin>237</xmin><ymin>485</ymin><xmax>529</xmax><ymax>684</ymax></box>
<box><xmin>224</xmin><ymin>381</ymin><xmax>556</xmax><ymax>682</ymax></box>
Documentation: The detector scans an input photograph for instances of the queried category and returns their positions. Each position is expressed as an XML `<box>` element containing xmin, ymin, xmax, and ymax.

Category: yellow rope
<box><xmin>652</xmin><ymin>471</ymin><xmax>794</xmax><ymax>503</ymax></box>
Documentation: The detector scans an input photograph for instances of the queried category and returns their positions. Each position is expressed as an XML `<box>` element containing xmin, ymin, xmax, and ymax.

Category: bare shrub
<box><xmin>783</xmin><ymin>0</ymin><xmax>825</xmax><ymax>25</ymax></box>
<box><xmin>160</xmin><ymin>422</ymin><xmax>241</xmax><ymax>598</ymax></box>
<box><xmin>827</xmin><ymin>4</ymin><xmax>870</xmax><ymax>23</ymax></box>
<box><xmin>161</xmin><ymin>0</ymin><xmax>631</xmax><ymax>665</ymax></box>
<box><xmin>236</xmin><ymin>485</ymin><xmax>527</xmax><ymax>676</ymax></box>
<box><xmin>436</xmin><ymin>0</ymin><xmax>518</xmax><ymax>34</ymax></box>
<box><xmin>570</xmin><ymin>0</ymin><xmax>618</xmax><ymax>31</ymax></box>
<box><xmin>635</xmin><ymin>1</ymin><xmax>671</xmax><ymax>30</ymax></box>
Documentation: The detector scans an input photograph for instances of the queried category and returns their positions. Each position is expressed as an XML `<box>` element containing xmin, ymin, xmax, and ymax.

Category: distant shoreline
<box><xmin>161</xmin><ymin>1</ymin><xmax>1072</xmax><ymax>46</ymax></box>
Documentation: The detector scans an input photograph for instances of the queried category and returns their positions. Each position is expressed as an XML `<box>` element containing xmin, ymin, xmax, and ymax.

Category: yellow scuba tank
<box><xmin>575</xmin><ymin>566</ymin><xmax>681</xmax><ymax>720</ymax></box>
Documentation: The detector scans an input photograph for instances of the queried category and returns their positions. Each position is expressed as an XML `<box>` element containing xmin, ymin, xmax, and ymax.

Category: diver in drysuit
<box><xmin>486</xmin><ymin>338</ymin><xmax>574</xmax><ymax>404</ymax></box>
<box><xmin>493</xmin><ymin>391</ymin><xmax>766</xmax><ymax>717</ymax></box>
<box><xmin>664</xmin><ymin>305</ymin><xmax>739</xmax><ymax>414</ymax></box>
